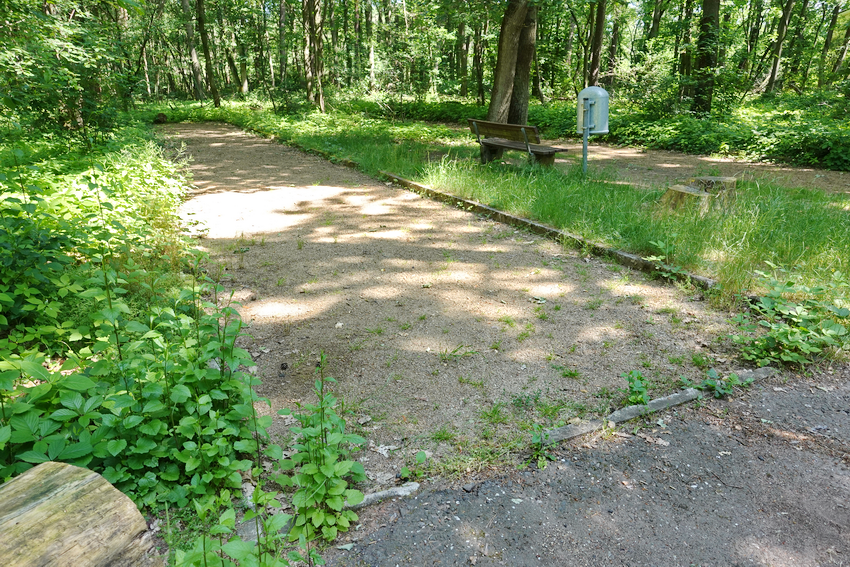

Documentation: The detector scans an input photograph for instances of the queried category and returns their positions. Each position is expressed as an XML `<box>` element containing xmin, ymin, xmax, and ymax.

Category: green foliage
<box><xmin>172</xmin><ymin>489</ymin><xmax>321</xmax><ymax>567</ymax></box>
<box><xmin>622</xmin><ymin>370</ymin><xmax>650</xmax><ymax>406</ymax></box>
<box><xmin>277</xmin><ymin>354</ymin><xmax>366</xmax><ymax>543</ymax></box>
<box><xmin>606</xmin><ymin>88</ymin><xmax>850</xmax><ymax>171</ymax></box>
<box><xmin>399</xmin><ymin>450</ymin><xmax>428</xmax><ymax>481</ymax></box>
<box><xmin>0</xmin><ymin>122</ymin><xmax>271</xmax><ymax>511</ymax></box>
<box><xmin>439</xmin><ymin>344</ymin><xmax>478</xmax><ymax>362</ymax></box>
<box><xmin>525</xmin><ymin>423</ymin><xmax>555</xmax><ymax>470</ymax></box>
<box><xmin>681</xmin><ymin>369</ymin><xmax>753</xmax><ymax>399</ymax></box>
<box><xmin>731</xmin><ymin>266</ymin><xmax>850</xmax><ymax>366</ymax></box>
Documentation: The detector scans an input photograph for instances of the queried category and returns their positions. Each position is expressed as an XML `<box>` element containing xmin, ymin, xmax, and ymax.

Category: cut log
<box><xmin>0</xmin><ymin>461</ymin><xmax>165</xmax><ymax>567</ymax></box>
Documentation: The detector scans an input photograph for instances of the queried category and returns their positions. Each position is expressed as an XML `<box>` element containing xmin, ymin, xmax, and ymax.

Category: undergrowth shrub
<box><xmin>0</xmin><ymin>124</ymin><xmax>273</xmax><ymax>510</ymax></box>
<box><xmin>731</xmin><ymin>266</ymin><xmax>850</xmax><ymax>366</ymax></box>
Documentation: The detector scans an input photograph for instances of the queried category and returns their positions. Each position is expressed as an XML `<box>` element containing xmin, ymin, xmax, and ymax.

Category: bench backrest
<box><xmin>468</xmin><ymin>119</ymin><xmax>541</xmax><ymax>144</ymax></box>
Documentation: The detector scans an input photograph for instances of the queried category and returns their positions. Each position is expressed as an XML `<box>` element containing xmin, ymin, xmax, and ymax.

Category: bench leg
<box><xmin>480</xmin><ymin>146</ymin><xmax>503</xmax><ymax>164</ymax></box>
<box><xmin>531</xmin><ymin>153</ymin><xmax>555</xmax><ymax>167</ymax></box>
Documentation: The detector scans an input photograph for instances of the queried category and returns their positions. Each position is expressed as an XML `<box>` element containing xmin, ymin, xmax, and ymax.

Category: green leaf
<box><xmin>222</xmin><ymin>539</ymin><xmax>256</xmax><ymax>561</ymax></box>
<box><xmin>123</xmin><ymin>415</ymin><xmax>144</xmax><ymax>429</ymax></box>
<box><xmin>17</xmin><ymin>450</ymin><xmax>50</xmax><ymax>464</ymax></box>
<box><xmin>19</xmin><ymin>360</ymin><xmax>50</xmax><ymax>382</ymax></box>
<box><xmin>60</xmin><ymin>375</ymin><xmax>96</xmax><ymax>392</ymax></box>
<box><xmin>170</xmin><ymin>384</ymin><xmax>191</xmax><ymax>403</ymax></box>
<box><xmin>59</xmin><ymin>442</ymin><xmax>93</xmax><ymax>460</ymax></box>
<box><xmin>107</xmin><ymin>439</ymin><xmax>128</xmax><ymax>456</ymax></box>
<box><xmin>345</xmin><ymin>489</ymin><xmax>364</xmax><ymax>506</ymax></box>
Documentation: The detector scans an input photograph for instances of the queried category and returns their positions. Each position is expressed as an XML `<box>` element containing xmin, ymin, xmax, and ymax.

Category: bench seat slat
<box><xmin>480</xmin><ymin>138</ymin><xmax>569</xmax><ymax>155</ymax></box>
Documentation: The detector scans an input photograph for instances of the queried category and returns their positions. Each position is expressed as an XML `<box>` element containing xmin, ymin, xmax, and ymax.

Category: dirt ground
<box><xmin>547</xmin><ymin>140</ymin><xmax>849</xmax><ymax>194</ymax></box>
<box><xmin>162</xmin><ymin>122</ymin><xmax>849</xmax><ymax>566</ymax></box>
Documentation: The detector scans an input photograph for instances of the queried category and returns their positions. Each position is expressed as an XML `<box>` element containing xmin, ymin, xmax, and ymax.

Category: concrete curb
<box><xmin>544</xmin><ymin>367</ymin><xmax>777</xmax><ymax>445</ymax></box>
<box><xmin>380</xmin><ymin>171</ymin><xmax>718</xmax><ymax>291</ymax></box>
<box><xmin>349</xmin><ymin>482</ymin><xmax>420</xmax><ymax>510</ymax></box>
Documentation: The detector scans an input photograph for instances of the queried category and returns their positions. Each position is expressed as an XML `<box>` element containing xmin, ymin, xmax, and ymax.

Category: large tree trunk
<box><xmin>196</xmin><ymin>0</ymin><xmax>220</xmax><ymax>106</ymax></box>
<box><xmin>691</xmin><ymin>0</ymin><xmax>719</xmax><ymax>113</ymax></box>
<box><xmin>508</xmin><ymin>6</ymin><xmax>537</xmax><ymax>124</ymax></box>
<box><xmin>487</xmin><ymin>0</ymin><xmax>529</xmax><ymax>122</ymax></box>
<box><xmin>766</xmin><ymin>0</ymin><xmax>796</xmax><ymax>92</ymax></box>
<box><xmin>587</xmin><ymin>0</ymin><xmax>606</xmax><ymax>86</ymax></box>
<box><xmin>180</xmin><ymin>0</ymin><xmax>205</xmax><ymax>99</ymax></box>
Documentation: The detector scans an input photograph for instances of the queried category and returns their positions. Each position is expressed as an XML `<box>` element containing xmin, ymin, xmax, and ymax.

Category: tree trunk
<box><xmin>784</xmin><ymin>0</ymin><xmax>810</xmax><ymax>85</ymax></box>
<box><xmin>487</xmin><ymin>0</ymin><xmax>529</xmax><ymax>122</ymax></box>
<box><xmin>766</xmin><ymin>0</ymin><xmax>796</xmax><ymax>92</ymax></box>
<box><xmin>587</xmin><ymin>0</ymin><xmax>606</xmax><ymax>86</ymax></box>
<box><xmin>832</xmin><ymin>20</ymin><xmax>850</xmax><ymax>76</ymax></box>
<box><xmin>279</xmin><ymin>0</ymin><xmax>288</xmax><ymax>86</ymax></box>
<box><xmin>646</xmin><ymin>0</ymin><xmax>668</xmax><ymax>44</ymax></box>
<box><xmin>508</xmin><ymin>5</ymin><xmax>538</xmax><ymax>124</ymax></box>
<box><xmin>196</xmin><ymin>0</ymin><xmax>220</xmax><ymax>106</ymax></box>
<box><xmin>818</xmin><ymin>4</ymin><xmax>840</xmax><ymax>86</ymax></box>
<box><xmin>180</xmin><ymin>0</ymin><xmax>205</xmax><ymax>99</ymax></box>
<box><xmin>691</xmin><ymin>0</ymin><xmax>719</xmax><ymax>113</ymax></box>
<box><xmin>474</xmin><ymin>22</ymin><xmax>487</xmax><ymax>104</ymax></box>
<box><xmin>603</xmin><ymin>18</ymin><xmax>619</xmax><ymax>87</ymax></box>
<box><xmin>303</xmin><ymin>0</ymin><xmax>325</xmax><ymax>110</ymax></box>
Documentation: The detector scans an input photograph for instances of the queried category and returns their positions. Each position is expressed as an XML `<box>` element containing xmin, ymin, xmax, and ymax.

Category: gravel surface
<box><xmin>161</xmin><ymin>121</ymin><xmax>849</xmax><ymax>567</ymax></box>
<box><xmin>328</xmin><ymin>367</ymin><xmax>850</xmax><ymax>567</ymax></box>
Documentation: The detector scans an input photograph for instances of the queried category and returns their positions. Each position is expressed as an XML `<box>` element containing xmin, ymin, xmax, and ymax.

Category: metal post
<box><xmin>581</xmin><ymin>98</ymin><xmax>595</xmax><ymax>176</ymax></box>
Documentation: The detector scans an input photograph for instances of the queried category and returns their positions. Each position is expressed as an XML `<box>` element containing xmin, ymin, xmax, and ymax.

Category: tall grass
<box><xmin>145</xmin><ymin>101</ymin><xmax>850</xmax><ymax>299</ymax></box>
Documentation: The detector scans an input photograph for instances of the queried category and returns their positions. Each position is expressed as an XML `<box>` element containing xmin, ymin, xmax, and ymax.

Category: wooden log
<box><xmin>0</xmin><ymin>461</ymin><xmax>165</xmax><ymax>567</ymax></box>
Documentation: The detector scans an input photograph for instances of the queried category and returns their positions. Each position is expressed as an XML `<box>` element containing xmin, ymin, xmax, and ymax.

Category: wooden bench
<box><xmin>468</xmin><ymin>119</ymin><xmax>568</xmax><ymax>167</ymax></box>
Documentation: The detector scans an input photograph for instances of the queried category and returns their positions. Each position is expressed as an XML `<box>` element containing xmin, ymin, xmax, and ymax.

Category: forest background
<box><xmin>1</xmin><ymin>0</ymin><xmax>850</xmax><ymax>564</ymax></box>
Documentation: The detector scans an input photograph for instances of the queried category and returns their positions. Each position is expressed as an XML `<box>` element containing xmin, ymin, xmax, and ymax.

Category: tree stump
<box><xmin>0</xmin><ymin>461</ymin><xmax>165</xmax><ymax>567</ymax></box>
<box><xmin>693</xmin><ymin>175</ymin><xmax>737</xmax><ymax>209</ymax></box>
<box><xmin>658</xmin><ymin>184</ymin><xmax>712</xmax><ymax>213</ymax></box>
<box><xmin>692</xmin><ymin>175</ymin><xmax>737</xmax><ymax>194</ymax></box>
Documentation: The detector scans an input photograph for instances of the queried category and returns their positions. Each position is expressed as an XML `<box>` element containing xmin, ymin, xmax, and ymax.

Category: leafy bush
<box><xmin>0</xmin><ymin>124</ymin><xmax>273</xmax><ymax>510</ymax></box>
<box><xmin>731</xmin><ymin>266</ymin><xmax>850</xmax><ymax>366</ymax></box>
<box><xmin>277</xmin><ymin>355</ymin><xmax>366</xmax><ymax>543</ymax></box>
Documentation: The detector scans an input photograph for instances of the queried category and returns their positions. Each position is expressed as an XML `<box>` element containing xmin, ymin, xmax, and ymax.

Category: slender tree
<box><xmin>692</xmin><ymin>0</ymin><xmax>720</xmax><ymax>113</ymax></box>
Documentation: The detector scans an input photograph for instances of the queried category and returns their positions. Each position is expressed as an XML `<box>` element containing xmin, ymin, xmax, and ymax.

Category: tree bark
<box><xmin>832</xmin><ymin>20</ymin><xmax>850</xmax><ymax>76</ymax></box>
<box><xmin>818</xmin><ymin>4</ymin><xmax>840</xmax><ymax>86</ymax></box>
<box><xmin>587</xmin><ymin>0</ymin><xmax>607</xmax><ymax>86</ymax></box>
<box><xmin>692</xmin><ymin>0</ymin><xmax>719</xmax><ymax>113</ymax></box>
<box><xmin>180</xmin><ymin>0</ymin><xmax>205</xmax><ymax>99</ymax></box>
<box><xmin>0</xmin><ymin>462</ymin><xmax>164</xmax><ymax>567</ymax></box>
<box><xmin>766</xmin><ymin>0</ymin><xmax>796</xmax><ymax>92</ymax></box>
<box><xmin>279</xmin><ymin>0</ymin><xmax>288</xmax><ymax>86</ymax></box>
<box><xmin>303</xmin><ymin>0</ymin><xmax>325</xmax><ymax>110</ymax></box>
<box><xmin>196</xmin><ymin>0</ymin><xmax>220</xmax><ymax>106</ymax></box>
<box><xmin>487</xmin><ymin>0</ymin><xmax>529</xmax><ymax>122</ymax></box>
<box><xmin>508</xmin><ymin>6</ymin><xmax>537</xmax><ymax>124</ymax></box>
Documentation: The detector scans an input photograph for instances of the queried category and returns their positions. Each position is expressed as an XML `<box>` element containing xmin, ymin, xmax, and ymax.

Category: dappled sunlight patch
<box><xmin>735</xmin><ymin>537</ymin><xmax>818</xmax><ymax>567</ymax></box>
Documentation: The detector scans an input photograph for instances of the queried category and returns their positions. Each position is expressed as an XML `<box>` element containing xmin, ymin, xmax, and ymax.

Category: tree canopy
<box><xmin>1</xmin><ymin>0</ymin><xmax>849</xmax><ymax>129</ymax></box>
